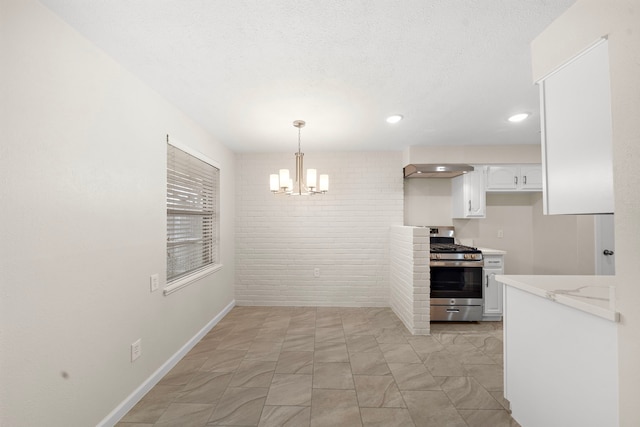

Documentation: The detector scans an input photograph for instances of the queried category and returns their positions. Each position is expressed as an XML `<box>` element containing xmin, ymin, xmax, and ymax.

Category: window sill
<box><xmin>163</xmin><ymin>264</ymin><xmax>223</xmax><ymax>296</ymax></box>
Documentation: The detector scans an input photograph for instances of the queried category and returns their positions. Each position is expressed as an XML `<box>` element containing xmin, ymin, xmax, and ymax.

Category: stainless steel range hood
<box><xmin>403</xmin><ymin>164</ymin><xmax>474</xmax><ymax>178</ymax></box>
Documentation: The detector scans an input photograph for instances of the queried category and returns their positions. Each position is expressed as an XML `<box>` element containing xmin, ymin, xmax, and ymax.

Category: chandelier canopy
<box><xmin>270</xmin><ymin>120</ymin><xmax>329</xmax><ymax>196</ymax></box>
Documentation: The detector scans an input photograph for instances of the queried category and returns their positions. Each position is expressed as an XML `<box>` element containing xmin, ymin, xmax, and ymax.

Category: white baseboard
<box><xmin>98</xmin><ymin>299</ymin><xmax>236</xmax><ymax>427</ymax></box>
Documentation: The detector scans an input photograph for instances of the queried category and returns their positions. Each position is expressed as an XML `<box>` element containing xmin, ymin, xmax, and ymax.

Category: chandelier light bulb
<box><xmin>307</xmin><ymin>169</ymin><xmax>317</xmax><ymax>189</ymax></box>
<box><xmin>269</xmin><ymin>174</ymin><xmax>279</xmax><ymax>192</ymax></box>
<box><xmin>319</xmin><ymin>174</ymin><xmax>329</xmax><ymax>192</ymax></box>
<box><xmin>279</xmin><ymin>169</ymin><xmax>289</xmax><ymax>188</ymax></box>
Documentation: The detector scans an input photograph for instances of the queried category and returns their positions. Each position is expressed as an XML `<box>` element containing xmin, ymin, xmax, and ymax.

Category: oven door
<box><xmin>430</xmin><ymin>264</ymin><xmax>483</xmax><ymax>300</ymax></box>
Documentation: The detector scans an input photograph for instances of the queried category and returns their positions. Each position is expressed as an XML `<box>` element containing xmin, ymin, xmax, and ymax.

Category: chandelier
<box><xmin>270</xmin><ymin>120</ymin><xmax>329</xmax><ymax>195</ymax></box>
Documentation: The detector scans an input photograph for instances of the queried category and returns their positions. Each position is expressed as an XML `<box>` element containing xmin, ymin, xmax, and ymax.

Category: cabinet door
<box><xmin>483</xmin><ymin>255</ymin><xmax>504</xmax><ymax>317</ymax></box>
<box><xmin>519</xmin><ymin>165</ymin><xmax>543</xmax><ymax>190</ymax></box>
<box><xmin>540</xmin><ymin>39</ymin><xmax>614</xmax><ymax>214</ymax></box>
<box><xmin>467</xmin><ymin>167</ymin><xmax>486</xmax><ymax>217</ymax></box>
<box><xmin>484</xmin><ymin>269</ymin><xmax>503</xmax><ymax>316</ymax></box>
<box><xmin>451</xmin><ymin>167</ymin><xmax>486</xmax><ymax>219</ymax></box>
<box><xmin>486</xmin><ymin>165</ymin><xmax>518</xmax><ymax>190</ymax></box>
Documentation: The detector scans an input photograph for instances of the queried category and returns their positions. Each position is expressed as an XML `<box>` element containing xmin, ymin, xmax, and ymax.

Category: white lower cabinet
<box><xmin>503</xmin><ymin>285</ymin><xmax>618</xmax><ymax>427</ymax></box>
<box><xmin>483</xmin><ymin>254</ymin><xmax>504</xmax><ymax>320</ymax></box>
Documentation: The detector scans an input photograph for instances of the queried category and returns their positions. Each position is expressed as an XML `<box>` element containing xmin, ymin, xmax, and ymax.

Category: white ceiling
<box><xmin>40</xmin><ymin>0</ymin><xmax>575</xmax><ymax>153</ymax></box>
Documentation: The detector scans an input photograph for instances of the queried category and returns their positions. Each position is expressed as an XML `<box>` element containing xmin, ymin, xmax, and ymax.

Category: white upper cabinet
<box><xmin>486</xmin><ymin>165</ymin><xmax>542</xmax><ymax>191</ymax></box>
<box><xmin>451</xmin><ymin>165</ymin><xmax>486</xmax><ymax>219</ymax></box>
<box><xmin>519</xmin><ymin>165</ymin><xmax>543</xmax><ymax>190</ymax></box>
<box><xmin>538</xmin><ymin>38</ymin><xmax>614</xmax><ymax>214</ymax></box>
<box><xmin>486</xmin><ymin>165</ymin><xmax>518</xmax><ymax>190</ymax></box>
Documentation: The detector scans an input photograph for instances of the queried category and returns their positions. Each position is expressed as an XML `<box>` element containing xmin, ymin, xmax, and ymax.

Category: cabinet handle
<box><xmin>468</xmin><ymin>200</ymin><xmax>471</xmax><ymax>212</ymax></box>
<box><xmin>514</xmin><ymin>176</ymin><xmax>518</xmax><ymax>185</ymax></box>
<box><xmin>523</xmin><ymin>175</ymin><xmax>527</xmax><ymax>185</ymax></box>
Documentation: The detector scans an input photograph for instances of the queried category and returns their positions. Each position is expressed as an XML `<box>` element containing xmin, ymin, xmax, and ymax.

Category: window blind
<box><xmin>167</xmin><ymin>142</ymin><xmax>219</xmax><ymax>282</ymax></box>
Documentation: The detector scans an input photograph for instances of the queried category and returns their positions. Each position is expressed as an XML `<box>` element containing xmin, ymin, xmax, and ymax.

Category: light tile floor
<box><xmin>117</xmin><ymin>306</ymin><xmax>520</xmax><ymax>427</ymax></box>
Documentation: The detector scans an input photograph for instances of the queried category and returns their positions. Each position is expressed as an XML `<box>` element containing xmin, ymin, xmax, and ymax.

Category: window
<box><xmin>166</xmin><ymin>139</ymin><xmax>220</xmax><ymax>294</ymax></box>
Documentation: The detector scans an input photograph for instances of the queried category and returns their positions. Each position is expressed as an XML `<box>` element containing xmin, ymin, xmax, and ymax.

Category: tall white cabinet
<box><xmin>538</xmin><ymin>38</ymin><xmax>614</xmax><ymax>214</ymax></box>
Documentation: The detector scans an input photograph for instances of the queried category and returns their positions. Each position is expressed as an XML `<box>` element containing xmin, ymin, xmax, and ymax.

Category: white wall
<box><xmin>455</xmin><ymin>193</ymin><xmax>536</xmax><ymax>275</ymax></box>
<box><xmin>404</xmin><ymin>179</ymin><xmax>454</xmax><ymax>226</ymax></box>
<box><xmin>531</xmin><ymin>2</ymin><xmax>640</xmax><ymax>425</ymax></box>
<box><xmin>235</xmin><ymin>152</ymin><xmax>404</xmax><ymax>307</ymax></box>
<box><xmin>403</xmin><ymin>144</ymin><xmax>542</xmax><ymax>166</ymax></box>
<box><xmin>458</xmin><ymin>193</ymin><xmax>594</xmax><ymax>275</ymax></box>
<box><xmin>0</xmin><ymin>1</ymin><xmax>235</xmax><ymax>426</ymax></box>
<box><xmin>531</xmin><ymin>194</ymin><xmax>595</xmax><ymax>275</ymax></box>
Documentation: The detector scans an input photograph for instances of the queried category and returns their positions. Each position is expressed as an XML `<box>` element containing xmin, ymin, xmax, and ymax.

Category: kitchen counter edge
<box><xmin>495</xmin><ymin>275</ymin><xmax>619</xmax><ymax>322</ymax></box>
<box><xmin>477</xmin><ymin>247</ymin><xmax>506</xmax><ymax>255</ymax></box>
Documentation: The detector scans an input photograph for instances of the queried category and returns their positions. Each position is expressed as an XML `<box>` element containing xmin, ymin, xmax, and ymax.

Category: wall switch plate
<box><xmin>314</xmin><ymin>268</ymin><xmax>320</xmax><ymax>277</ymax></box>
<box><xmin>150</xmin><ymin>274</ymin><xmax>159</xmax><ymax>292</ymax></box>
<box><xmin>131</xmin><ymin>339</ymin><xmax>142</xmax><ymax>362</ymax></box>
<box><xmin>497</xmin><ymin>229</ymin><xmax>504</xmax><ymax>238</ymax></box>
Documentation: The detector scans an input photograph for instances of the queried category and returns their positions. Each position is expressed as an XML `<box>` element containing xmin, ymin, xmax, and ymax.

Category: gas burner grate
<box><xmin>430</xmin><ymin>243</ymin><xmax>480</xmax><ymax>253</ymax></box>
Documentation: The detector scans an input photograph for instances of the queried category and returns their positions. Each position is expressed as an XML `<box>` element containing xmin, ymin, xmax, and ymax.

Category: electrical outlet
<box><xmin>314</xmin><ymin>268</ymin><xmax>320</xmax><ymax>278</ymax></box>
<box><xmin>131</xmin><ymin>339</ymin><xmax>142</xmax><ymax>362</ymax></box>
<box><xmin>150</xmin><ymin>274</ymin><xmax>159</xmax><ymax>292</ymax></box>
<box><xmin>497</xmin><ymin>229</ymin><xmax>504</xmax><ymax>238</ymax></box>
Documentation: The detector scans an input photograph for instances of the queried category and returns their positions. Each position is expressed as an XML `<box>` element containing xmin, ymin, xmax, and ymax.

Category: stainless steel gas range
<box><xmin>429</xmin><ymin>226</ymin><xmax>484</xmax><ymax>322</ymax></box>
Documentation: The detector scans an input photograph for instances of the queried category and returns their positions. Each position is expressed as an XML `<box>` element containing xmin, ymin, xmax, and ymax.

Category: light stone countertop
<box><xmin>496</xmin><ymin>275</ymin><xmax>618</xmax><ymax>322</ymax></box>
<box><xmin>476</xmin><ymin>247</ymin><xmax>507</xmax><ymax>255</ymax></box>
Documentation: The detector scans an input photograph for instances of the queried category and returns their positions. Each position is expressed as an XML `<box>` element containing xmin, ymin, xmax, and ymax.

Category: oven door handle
<box><xmin>431</xmin><ymin>261</ymin><xmax>484</xmax><ymax>267</ymax></box>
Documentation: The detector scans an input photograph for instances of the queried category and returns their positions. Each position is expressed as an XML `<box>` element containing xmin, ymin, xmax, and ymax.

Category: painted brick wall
<box><xmin>412</xmin><ymin>227</ymin><xmax>430</xmax><ymax>334</ymax></box>
<box><xmin>235</xmin><ymin>151</ymin><xmax>404</xmax><ymax>306</ymax></box>
<box><xmin>389</xmin><ymin>226</ymin><xmax>414</xmax><ymax>329</ymax></box>
<box><xmin>389</xmin><ymin>226</ymin><xmax>430</xmax><ymax>335</ymax></box>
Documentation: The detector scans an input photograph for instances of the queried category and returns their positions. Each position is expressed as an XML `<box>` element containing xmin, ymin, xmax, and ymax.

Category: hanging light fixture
<box><xmin>270</xmin><ymin>120</ymin><xmax>329</xmax><ymax>196</ymax></box>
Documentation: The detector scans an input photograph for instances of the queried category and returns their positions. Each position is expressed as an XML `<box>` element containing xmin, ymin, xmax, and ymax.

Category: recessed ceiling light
<box><xmin>386</xmin><ymin>115</ymin><xmax>403</xmax><ymax>124</ymax></box>
<box><xmin>508</xmin><ymin>113</ymin><xmax>530</xmax><ymax>123</ymax></box>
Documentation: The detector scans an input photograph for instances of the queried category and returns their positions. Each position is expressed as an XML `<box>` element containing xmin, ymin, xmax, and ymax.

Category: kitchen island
<box><xmin>496</xmin><ymin>275</ymin><xmax>618</xmax><ymax>427</ymax></box>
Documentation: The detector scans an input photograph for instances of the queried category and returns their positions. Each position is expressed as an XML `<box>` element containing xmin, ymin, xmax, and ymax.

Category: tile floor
<box><xmin>116</xmin><ymin>306</ymin><xmax>520</xmax><ymax>427</ymax></box>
